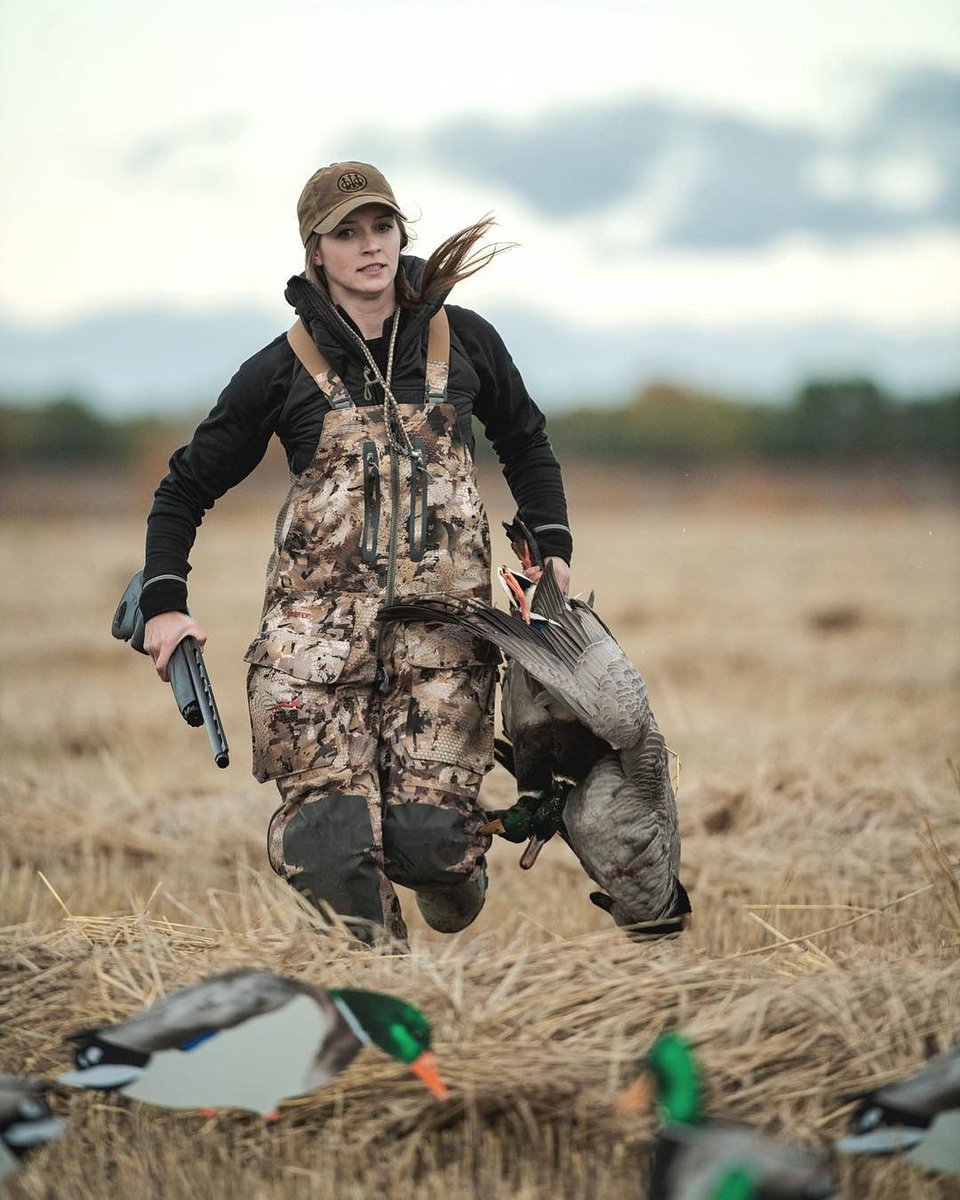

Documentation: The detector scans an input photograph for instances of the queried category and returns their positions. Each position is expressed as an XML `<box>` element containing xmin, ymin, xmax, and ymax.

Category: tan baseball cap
<box><xmin>297</xmin><ymin>161</ymin><xmax>405</xmax><ymax>245</ymax></box>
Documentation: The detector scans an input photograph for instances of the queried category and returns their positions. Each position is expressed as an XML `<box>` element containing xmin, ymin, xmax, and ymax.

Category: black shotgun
<box><xmin>111</xmin><ymin>571</ymin><xmax>229</xmax><ymax>768</ymax></box>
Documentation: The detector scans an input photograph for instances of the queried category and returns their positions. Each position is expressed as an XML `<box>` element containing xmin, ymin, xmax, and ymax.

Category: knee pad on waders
<box><xmin>279</xmin><ymin>793</ymin><xmax>386</xmax><ymax>941</ymax></box>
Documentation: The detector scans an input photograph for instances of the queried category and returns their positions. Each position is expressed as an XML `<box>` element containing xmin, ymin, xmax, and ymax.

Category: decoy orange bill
<box><xmin>408</xmin><ymin>1051</ymin><xmax>449</xmax><ymax>1100</ymax></box>
<box><xmin>614</xmin><ymin>1073</ymin><xmax>654</xmax><ymax>1116</ymax></box>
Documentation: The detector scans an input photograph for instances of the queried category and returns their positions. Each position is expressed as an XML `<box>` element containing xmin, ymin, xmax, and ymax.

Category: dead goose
<box><xmin>381</xmin><ymin>562</ymin><xmax>690</xmax><ymax>936</ymax></box>
<box><xmin>58</xmin><ymin>968</ymin><xmax>447</xmax><ymax>1117</ymax></box>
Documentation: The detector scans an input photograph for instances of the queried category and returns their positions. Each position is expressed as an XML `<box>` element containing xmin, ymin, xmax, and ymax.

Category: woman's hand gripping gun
<box><xmin>111</xmin><ymin>572</ymin><xmax>230</xmax><ymax>769</ymax></box>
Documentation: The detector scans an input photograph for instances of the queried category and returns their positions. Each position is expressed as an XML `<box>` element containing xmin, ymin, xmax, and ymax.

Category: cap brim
<box><xmin>313</xmin><ymin>195</ymin><xmax>404</xmax><ymax>236</ymax></box>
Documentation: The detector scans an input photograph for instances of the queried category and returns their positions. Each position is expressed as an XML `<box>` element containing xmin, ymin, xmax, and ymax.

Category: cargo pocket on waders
<box><xmin>398</xmin><ymin>622</ymin><xmax>499</xmax><ymax>775</ymax></box>
<box><xmin>243</xmin><ymin>594</ymin><xmax>379</xmax><ymax>782</ymax></box>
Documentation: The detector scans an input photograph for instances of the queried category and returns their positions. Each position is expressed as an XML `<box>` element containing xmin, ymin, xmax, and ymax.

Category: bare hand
<box><xmin>525</xmin><ymin>556</ymin><xmax>571</xmax><ymax>596</ymax></box>
<box><xmin>143</xmin><ymin>612</ymin><xmax>208</xmax><ymax>682</ymax></box>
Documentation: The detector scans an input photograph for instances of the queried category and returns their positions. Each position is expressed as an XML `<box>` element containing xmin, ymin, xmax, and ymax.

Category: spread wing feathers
<box><xmin>383</xmin><ymin>572</ymin><xmax>651</xmax><ymax>751</ymax></box>
<box><xmin>68</xmin><ymin>970</ymin><xmax>328</xmax><ymax>1055</ymax></box>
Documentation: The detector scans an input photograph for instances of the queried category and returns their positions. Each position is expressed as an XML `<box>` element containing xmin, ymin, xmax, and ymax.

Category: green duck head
<box><xmin>617</xmin><ymin>1030</ymin><xmax>703</xmax><ymax>1126</ymax></box>
<box><xmin>649</xmin><ymin>1031</ymin><xmax>703</xmax><ymax>1125</ymax></box>
<box><xmin>485</xmin><ymin>783</ymin><xmax>572</xmax><ymax>845</ymax></box>
<box><xmin>497</xmin><ymin>798</ymin><xmax>537</xmax><ymax>842</ymax></box>
<box><xmin>329</xmin><ymin>989</ymin><xmax>447</xmax><ymax>1099</ymax></box>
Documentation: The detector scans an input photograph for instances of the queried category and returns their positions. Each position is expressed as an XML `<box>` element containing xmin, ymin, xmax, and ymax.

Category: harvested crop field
<box><xmin>2</xmin><ymin>460</ymin><xmax>958</xmax><ymax>1199</ymax></box>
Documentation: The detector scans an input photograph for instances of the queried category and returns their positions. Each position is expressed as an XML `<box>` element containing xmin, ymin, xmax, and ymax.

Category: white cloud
<box><xmin>806</xmin><ymin>155</ymin><xmax>860</xmax><ymax>202</ymax></box>
<box><xmin>2</xmin><ymin>0</ymin><xmax>959</xmax><ymax>338</ymax></box>
<box><xmin>867</xmin><ymin>156</ymin><xmax>944</xmax><ymax>210</ymax></box>
<box><xmin>456</xmin><ymin>220</ymin><xmax>960</xmax><ymax>330</ymax></box>
<box><xmin>806</xmin><ymin>152</ymin><xmax>944</xmax><ymax>210</ymax></box>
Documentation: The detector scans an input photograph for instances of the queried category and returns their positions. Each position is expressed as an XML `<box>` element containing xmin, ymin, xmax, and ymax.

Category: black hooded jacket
<box><xmin>141</xmin><ymin>257</ymin><xmax>572</xmax><ymax>620</ymax></box>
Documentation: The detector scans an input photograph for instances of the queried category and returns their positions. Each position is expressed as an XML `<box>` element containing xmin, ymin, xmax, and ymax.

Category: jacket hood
<box><xmin>283</xmin><ymin>255</ymin><xmax>447</xmax><ymax>356</ymax></box>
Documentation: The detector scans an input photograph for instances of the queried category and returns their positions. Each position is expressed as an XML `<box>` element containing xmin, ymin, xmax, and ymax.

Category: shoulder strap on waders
<box><xmin>287</xmin><ymin>319</ymin><xmax>355</xmax><ymax>409</ymax></box>
<box><xmin>424</xmin><ymin>307</ymin><xmax>450</xmax><ymax>405</ymax></box>
<box><xmin>288</xmin><ymin>308</ymin><xmax>450</xmax><ymax>408</ymax></box>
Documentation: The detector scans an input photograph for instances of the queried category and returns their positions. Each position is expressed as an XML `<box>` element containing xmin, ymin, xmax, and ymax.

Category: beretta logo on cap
<box><xmin>338</xmin><ymin>171</ymin><xmax>368</xmax><ymax>192</ymax></box>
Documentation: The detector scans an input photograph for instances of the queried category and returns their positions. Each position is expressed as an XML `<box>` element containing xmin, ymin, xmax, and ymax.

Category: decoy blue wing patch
<box><xmin>179</xmin><ymin>1030</ymin><xmax>218</xmax><ymax>1051</ymax></box>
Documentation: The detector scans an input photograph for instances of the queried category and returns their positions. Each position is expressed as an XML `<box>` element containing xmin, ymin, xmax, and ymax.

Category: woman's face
<box><xmin>313</xmin><ymin>204</ymin><xmax>401</xmax><ymax>308</ymax></box>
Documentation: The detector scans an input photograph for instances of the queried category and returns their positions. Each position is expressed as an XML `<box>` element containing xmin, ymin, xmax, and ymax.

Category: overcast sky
<box><xmin>2</xmin><ymin>0</ymin><xmax>959</xmax><ymax>338</ymax></box>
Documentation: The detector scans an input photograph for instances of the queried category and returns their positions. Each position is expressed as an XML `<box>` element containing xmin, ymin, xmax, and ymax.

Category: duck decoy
<box><xmin>618</xmin><ymin>1032</ymin><xmax>840</xmax><ymax>1200</ymax></box>
<box><xmin>835</xmin><ymin>1045</ymin><xmax>960</xmax><ymax>1174</ymax></box>
<box><xmin>57</xmin><ymin>969</ymin><xmax>447</xmax><ymax>1117</ymax></box>
<box><xmin>0</xmin><ymin>1074</ymin><xmax>67</xmax><ymax>1180</ymax></box>
<box><xmin>381</xmin><ymin>560</ymin><xmax>690</xmax><ymax>936</ymax></box>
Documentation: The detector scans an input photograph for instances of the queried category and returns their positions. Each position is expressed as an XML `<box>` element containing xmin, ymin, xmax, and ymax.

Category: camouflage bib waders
<box><xmin>243</xmin><ymin>309</ymin><xmax>497</xmax><ymax>943</ymax></box>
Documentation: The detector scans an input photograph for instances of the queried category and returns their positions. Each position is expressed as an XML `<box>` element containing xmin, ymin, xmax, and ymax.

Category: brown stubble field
<box><xmin>1</xmin><ymin>458</ymin><xmax>958</xmax><ymax>1199</ymax></box>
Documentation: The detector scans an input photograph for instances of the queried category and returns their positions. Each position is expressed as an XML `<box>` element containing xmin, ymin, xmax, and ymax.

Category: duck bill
<box><xmin>614</xmin><ymin>1073</ymin><xmax>654</xmax><ymax>1116</ymax></box>
<box><xmin>408</xmin><ymin>1051</ymin><xmax>449</xmax><ymax>1100</ymax></box>
<box><xmin>519</xmin><ymin>834</ymin><xmax>547</xmax><ymax>869</ymax></box>
<box><xmin>480</xmin><ymin>818</ymin><xmax>506</xmax><ymax>836</ymax></box>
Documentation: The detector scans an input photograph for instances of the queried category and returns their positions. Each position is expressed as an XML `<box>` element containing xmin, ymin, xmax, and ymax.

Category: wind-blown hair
<box><xmin>305</xmin><ymin>214</ymin><xmax>514</xmax><ymax>309</ymax></box>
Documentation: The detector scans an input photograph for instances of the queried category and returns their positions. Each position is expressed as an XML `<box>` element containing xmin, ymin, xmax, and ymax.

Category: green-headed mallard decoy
<box><xmin>618</xmin><ymin>1032</ymin><xmax>840</xmax><ymax>1200</ymax></box>
<box><xmin>835</xmin><ymin>1045</ymin><xmax>960</xmax><ymax>1174</ymax></box>
<box><xmin>0</xmin><ymin>1074</ymin><xmax>67</xmax><ymax>1181</ymax></box>
<box><xmin>381</xmin><ymin>560</ymin><xmax>690</xmax><ymax>937</ymax></box>
<box><xmin>57</xmin><ymin>969</ymin><xmax>447</xmax><ymax>1117</ymax></box>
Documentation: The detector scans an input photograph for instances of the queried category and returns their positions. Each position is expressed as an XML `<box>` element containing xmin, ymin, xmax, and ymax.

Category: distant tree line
<box><xmin>1</xmin><ymin>380</ymin><xmax>957</xmax><ymax>467</ymax></box>
<box><xmin>0</xmin><ymin>397</ymin><xmax>191</xmax><ymax>467</ymax></box>
<box><xmin>542</xmin><ymin>379</ymin><xmax>959</xmax><ymax>465</ymax></box>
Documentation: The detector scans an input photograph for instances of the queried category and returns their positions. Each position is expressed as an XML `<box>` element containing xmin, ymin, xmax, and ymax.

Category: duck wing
<box><xmin>66</xmin><ymin>969</ymin><xmax>327</xmax><ymax>1055</ymax></box>
<box><xmin>656</xmin><ymin>1120</ymin><xmax>839</xmax><ymax>1199</ymax></box>
<box><xmin>61</xmin><ymin>972</ymin><xmax>359</xmax><ymax>1115</ymax></box>
<box><xmin>0</xmin><ymin>1075</ymin><xmax>49</xmax><ymax>1128</ymax></box>
<box><xmin>836</xmin><ymin>1046</ymin><xmax>960</xmax><ymax>1159</ymax></box>
<box><xmin>383</xmin><ymin>565</ymin><xmax>650</xmax><ymax>751</ymax></box>
<box><xmin>865</xmin><ymin>1047</ymin><xmax>960</xmax><ymax>1122</ymax></box>
<box><xmin>500</xmin><ymin>655</ymin><xmax>601</xmax><ymax>791</ymax></box>
<box><xmin>0</xmin><ymin>1075</ymin><xmax>66</xmax><ymax>1167</ymax></box>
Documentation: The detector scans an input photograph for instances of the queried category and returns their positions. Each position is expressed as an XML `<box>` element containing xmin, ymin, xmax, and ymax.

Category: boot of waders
<box><xmin>415</xmin><ymin>860</ymin><xmax>488</xmax><ymax>933</ymax></box>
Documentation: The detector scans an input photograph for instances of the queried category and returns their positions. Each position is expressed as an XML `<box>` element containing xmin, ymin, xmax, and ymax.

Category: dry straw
<box><xmin>2</xmin><ymin>471</ymin><xmax>958</xmax><ymax>1198</ymax></box>
<box><xmin>3</xmin><ymin>855</ymin><xmax>958</xmax><ymax>1199</ymax></box>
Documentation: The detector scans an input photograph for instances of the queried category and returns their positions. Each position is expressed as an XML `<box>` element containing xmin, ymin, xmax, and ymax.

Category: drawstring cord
<box><xmin>334</xmin><ymin>306</ymin><xmax>423</xmax><ymax>470</ymax></box>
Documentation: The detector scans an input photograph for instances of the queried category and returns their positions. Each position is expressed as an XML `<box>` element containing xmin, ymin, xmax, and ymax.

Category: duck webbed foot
<box><xmin>481</xmin><ymin>779</ymin><xmax>572</xmax><ymax>869</ymax></box>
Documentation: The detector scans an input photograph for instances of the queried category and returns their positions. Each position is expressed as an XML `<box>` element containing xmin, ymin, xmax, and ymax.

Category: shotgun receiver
<box><xmin>111</xmin><ymin>571</ymin><xmax>230</xmax><ymax>768</ymax></box>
